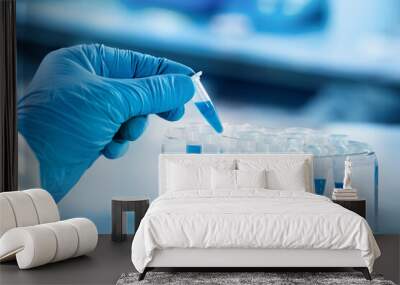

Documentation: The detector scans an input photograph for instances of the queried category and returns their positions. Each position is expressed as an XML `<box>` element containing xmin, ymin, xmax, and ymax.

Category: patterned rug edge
<box><xmin>116</xmin><ymin>271</ymin><xmax>396</xmax><ymax>285</ymax></box>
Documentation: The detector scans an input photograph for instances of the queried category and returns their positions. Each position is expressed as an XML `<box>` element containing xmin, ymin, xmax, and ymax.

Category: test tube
<box><xmin>185</xmin><ymin>124</ymin><xmax>202</xmax><ymax>154</ymax></box>
<box><xmin>191</xmin><ymin>71</ymin><xmax>224</xmax><ymax>134</ymax></box>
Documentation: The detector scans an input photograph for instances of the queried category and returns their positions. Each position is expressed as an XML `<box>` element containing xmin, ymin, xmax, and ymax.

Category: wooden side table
<box><xmin>332</xmin><ymin>199</ymin><xmax>366</xmax><ymax>218</ymax></box>
<box><xmin>112</xmin><ymin>197</ymin><xmax>149</xmax><ymax>242</ymax></box>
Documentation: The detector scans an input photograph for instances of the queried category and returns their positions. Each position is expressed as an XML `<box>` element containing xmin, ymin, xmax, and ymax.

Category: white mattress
<box><xmin>131</xmin><ymin>190</ymin><xmax>380</xmax><ymax>273</ymax></box>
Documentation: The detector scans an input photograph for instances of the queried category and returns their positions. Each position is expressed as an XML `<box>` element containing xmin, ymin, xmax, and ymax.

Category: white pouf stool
<box><xmin>0</xmin><ymin>189</ymin><xmax>98</xmax><ymax>269</ymax></box>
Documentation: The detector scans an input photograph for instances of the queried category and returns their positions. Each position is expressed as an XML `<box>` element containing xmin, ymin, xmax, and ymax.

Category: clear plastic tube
<box><xmin>191</xmin><ymin>71</ymin><xmax>224</xmax><ymax>133</ymax></box>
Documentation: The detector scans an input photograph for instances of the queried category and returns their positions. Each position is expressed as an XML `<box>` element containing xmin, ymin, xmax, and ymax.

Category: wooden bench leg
<box><xmin>354</xmin><ymin>267</ymin><xmax>372</xmax><ymax>280</ymax></box>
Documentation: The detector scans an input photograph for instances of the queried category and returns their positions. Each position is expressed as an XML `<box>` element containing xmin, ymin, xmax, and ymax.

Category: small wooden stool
<box><xmin>111</xmin><ymin>197</ymin><xmax>149</xmax><ymax>242</ymax></box>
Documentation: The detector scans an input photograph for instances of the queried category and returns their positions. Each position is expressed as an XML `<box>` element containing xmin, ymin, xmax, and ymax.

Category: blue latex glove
<box><xmin>18</xmin><ymin>44</ymin><xmax>195</xmax><ymax>202</ymax></box>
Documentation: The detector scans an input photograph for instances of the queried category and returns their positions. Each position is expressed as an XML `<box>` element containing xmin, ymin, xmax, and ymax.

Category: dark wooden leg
<box><xmin>138</xmin><ymin>268</ymin><xmax>148</xmax><ymax>281</ymax></box>
<box><xmin>354</xmin><ymin>267</ymin><xmax>372</xmax><ymax>280</ymax></box>
<box><xmin>112</xmin><ymin>201</ymin><xmax>126</xmax><ymax>242</ymax></box>
<box><xmin>362</xmin><ymin>268</ymin><xmax>372</xmax><ymax>281</ymax></box>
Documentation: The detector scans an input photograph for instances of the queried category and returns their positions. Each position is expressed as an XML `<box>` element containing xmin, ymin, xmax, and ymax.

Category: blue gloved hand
<box><xmin>18</xmin><ymin>44</ymin><xmax>195</xmax><ymax>202</ymax></box>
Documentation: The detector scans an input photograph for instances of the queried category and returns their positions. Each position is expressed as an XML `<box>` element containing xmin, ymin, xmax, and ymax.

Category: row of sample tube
<box><xmin>161</xmin><ymin>123</ymin><xmax>373</xmax><ymax>156</ymax></box>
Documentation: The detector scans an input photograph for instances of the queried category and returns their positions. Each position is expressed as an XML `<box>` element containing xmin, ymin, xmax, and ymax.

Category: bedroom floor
<box><xmin>0</xmin><ymin>235</ymin><xmax>399</xmax><ymax>285</ymax></box>
<box><xmin>0</xmin><ymin>235</ymin><xmax>133</xmax><ymax>285</ymax></box>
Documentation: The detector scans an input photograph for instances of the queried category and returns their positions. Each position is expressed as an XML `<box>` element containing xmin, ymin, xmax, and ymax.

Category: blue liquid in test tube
<box><xmin>334</xmin><ymin>182</ymin><xmax>343</xmax><ymax>189</ymax></box>
<box><xmin>191</xmin><ymin>72</ymin><xmax>223</xmax><ymax>134</ymax></box>
<box><xmin>186</xmin><ymin>144</ymin><xmax>202</xmax><ymax>154</ymax></box>
<box><xmin>194</xmin><ymin>101</ymin><xmax>223</xmax><ymax>134</ymax></box>
<box><xmin>314</xmin><ymin>178</ymin><xmax>326</xmax><ymax>195</ymax></box>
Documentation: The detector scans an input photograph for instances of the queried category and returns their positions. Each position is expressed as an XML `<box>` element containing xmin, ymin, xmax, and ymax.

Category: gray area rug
<box><xmin>117</xmin><ymin>272</ymin><xmax>396</xmax><ymax>285</ymax></box>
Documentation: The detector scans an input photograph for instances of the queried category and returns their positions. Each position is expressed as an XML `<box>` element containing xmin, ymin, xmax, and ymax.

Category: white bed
<box><xmin>131</xmin><ymin>154</ymin><xmax>380</xmax><ymax>280</ymax></box>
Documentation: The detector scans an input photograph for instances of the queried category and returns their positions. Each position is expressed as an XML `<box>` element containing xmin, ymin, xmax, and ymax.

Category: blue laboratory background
<box><xmin>16</xmin><ymin>0</ymin><xmax>400</xmax><ymax>234</ymax></box>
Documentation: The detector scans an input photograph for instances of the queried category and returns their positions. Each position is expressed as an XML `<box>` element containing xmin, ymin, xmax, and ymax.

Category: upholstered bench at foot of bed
<box><xmin>0</xmin><ymin>218</ymin><xmax>98</xmax><ymax>269</ymax></box>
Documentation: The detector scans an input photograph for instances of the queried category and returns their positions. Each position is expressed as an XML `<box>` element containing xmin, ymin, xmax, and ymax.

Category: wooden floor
<box><xmin>374</xmin><ymin>235</ymin><xmax>400</xmax><ymax>284</ymax></box>
<box><xmin>0</xmin><ymin>235</ymin><xmax>399</xmax><ymax>285</ymax></box>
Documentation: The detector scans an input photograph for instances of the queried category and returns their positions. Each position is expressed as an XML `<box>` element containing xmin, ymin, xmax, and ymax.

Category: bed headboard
<box><xmin>159</xmin><ymin>154</ymin><xmax>314</xmax><ymax>195</ymax></box>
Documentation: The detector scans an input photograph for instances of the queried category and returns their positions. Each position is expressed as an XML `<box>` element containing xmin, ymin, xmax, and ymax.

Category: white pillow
<box><xmin>211</xmin><ymin>168</ymin><xmax>236</xmax><ymax>190</ymax></box>
<box><xmin>236</xmin><ymin>169</ymin><xmax>267</xmax><ymax>189</ymax></box>
<box><xmin>167</xmin><ymin>162</ymin><xmax>211</xmax><ymax>191</ymax></box>
<box><xmin>237</xmin><ymin>159</ymin><xmax>309</xmax><ymax>192</ymax></box>
<box><xmin>266</xmin><ymin>161</ymin><xmax>307</xmax><ymax>191</ymax></box>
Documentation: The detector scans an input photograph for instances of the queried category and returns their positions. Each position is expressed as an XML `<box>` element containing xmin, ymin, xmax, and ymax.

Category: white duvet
<box><xmin>131</xmin><ymin>190</ymin><xmax>380</xmax><ymax>273</ymax></box>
